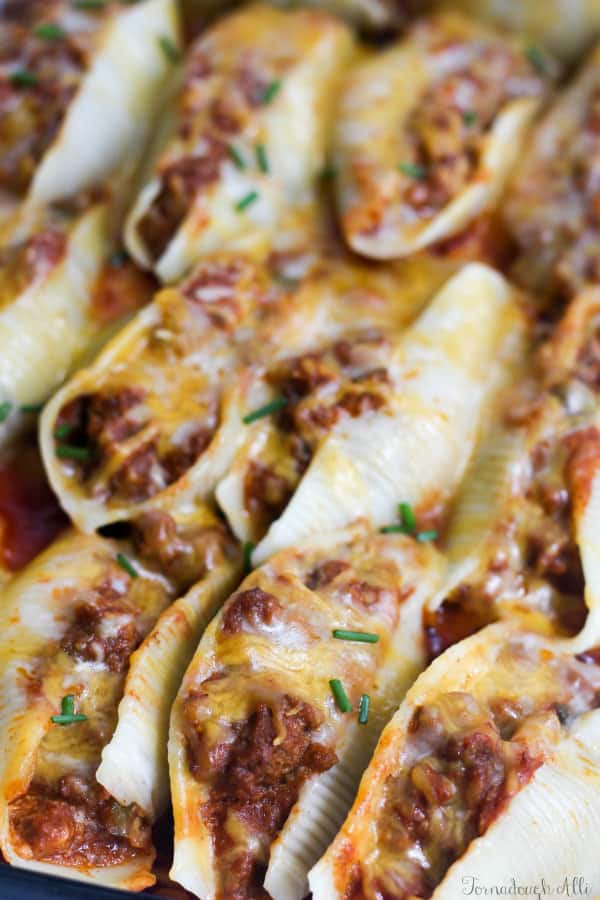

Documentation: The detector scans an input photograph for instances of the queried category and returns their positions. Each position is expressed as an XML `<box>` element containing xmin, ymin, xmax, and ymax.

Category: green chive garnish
<box><xmin>332</xmin><ymin>629</ymin><xmax>379</xmax><ymax>644</ymax></box>
<box><xmin>56</xmin><ymin>444</ymin><xmax>91</xmax><ymax>461</ymax></box>
<box><xmin>227</xmin><ymin>144</ymin><xmax>246</xmax><ymax>170</ymax></box>
<box><xmin>242</xmin><ymin>396</ymin><xmax>287</xmax><ymax>424</ymax></box>
<box><xmin>243</xmin><ymin>541</ymin><xmax>255</xmax><ymax>573</ymax></box>
<box><xmin>11</xmin><ymin>70</ymin><xmax>38</xmax><ymax>88</ymax></box>
<box><xmin>462</xmin><ymin>110</ymin><xmax>477</xmax><ymax>126</ymax></box>
<box><xmin>0</xmin><ymin>402</ymin><xmax>11</xmax><ymax>423</ymax></box>
<box><xmin>116</xmin><ymin>553</ymin><xmax>138</xmax><ymax>578</ymax></box>
<box><xmin>35</xmin><ymin>23</ymin><xmax>66</xmax><ymax>40</ymax></box>
<box><xmin>525</xmin><ymin>45</ymin><xmax>547</xmax><ymax>74</ymax></box>
<box><xmin>358</xmin><ymin>693</ymin><xmax>370</xmax><ymax>725</ymax></box>
<box><xmin>158</xmin><ymin>35</ymin><xmax>181</xmax><ymax>64</ymax></box>
<box><xmin>256</xmin><ymin>143</ymin><xmax>269</xmax><ymax>174</ymax></box>
<box><xmin>398</xmin><ymin>161</ymin><xmax>427</xmax><ymax>179</ymax></box>
<box><xmin>54</xmin><ymin>423</ymin><xmax>72</xmax><ymax>440</ymax></box>
<box><xmin>20</xmin><ymin>403</ymin><xmax>43</xmax><ymax>414</ymax></box>
<box><xmin>329</xmin><ymin>678</ymin><xmax>352</xmax><ymax>713</ymax></box>
<box><xmin>73</xmin><ymin>0</ymin><xmax>106</xmax><ymax>8</ymax></box>
<box><xmin>262</xmin><ymin>79</ymin><xmax>282</xmax><ymax>105</ymax></box>
<box><xmin>274</xmin><ymin>273</ymin><xmax>299</xmax><ymax>289</ymax></box>
<box><xmin>380</xmin><ymin>524</ymin><xmax>405</xmax><ymax>534</ymax></box>
<box><xmin>417</xmin><ymin>529</ymin><xmax>438</xmax><ymax>542</ymax></box>
<box><xmin>320</xmin><ymin>161</ymin><xmax>337</xmax><ymax>180</ymax></box>
<box><xmin>235</xmin><ymin>190</ymin><xmax>259</xmax><ymax>212</ymax></box>
<box><xmin>51</xmin><ymin>694</ymin><xmax>87</xmax><ymax>726</ymax></box>
<box><xmin>398</xmin><ymin>501</ymin><xmax>417</xmax><ymax>533</ymax></box>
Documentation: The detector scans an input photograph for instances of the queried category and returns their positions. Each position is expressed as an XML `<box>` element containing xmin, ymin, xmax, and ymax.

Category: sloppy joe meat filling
<box><xmin>399</xmin><ymin>39</ymin><xmax>545</xmax><ymax>219</ymax></box>
<box><xmin>244</xmin><ymin>333</ymin><xmax>391</xmax><ymax>537</ymax></box>
<box><xmin>425</xmin><ymin>425</ymin><xmax>591</xmax><ymax>660</ymax></box>
<box><xmin>183</xmin><ymin>687</ymin><xmax>337</xmax><ymax>900</ymax></box>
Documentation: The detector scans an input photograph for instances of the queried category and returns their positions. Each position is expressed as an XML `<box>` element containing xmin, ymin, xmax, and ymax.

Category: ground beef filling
<box><xmin>61</xmin><ymin>582</ymin><xmax>141</xmax><ymax>673</ymax></box>
<box><xmin>0</xmin><ymin>20</ymin><xmax>89</xmax><ymax>194</ymax></box>
<box><xmin>9</xmin><ymin>776</ymin><xmax>151</xmax><ymax>867</ymax></box>
<box><xmin>131</xmin><ymin>509</ymin><xmax>232</xmax><ymax>593</ymax></box>
<box><xmin>183</xmin><ymin>692</ymin><xmax>337</xmax><ymax>900</ymax></box>
<box><xmin>425</xmin><ymin>428</ymin><xmax>588</xmax><ymax>661</ymax></box>
<box><xmin>400</xmin><ymin>43</ymin><xmax>544</xmax><ymax>220</ymax></box>
<box><xmin>136</xmin><ymin>143</ymin><xmax>227</xmax><ymax>261</ymax></box>
<box><xmin>55</xmin><ymin>390</ymin><xmax>217</xmax><ymax>502</ymax></box>
<box><xmin>243</xmin><ymin>337</ymin><xmax>389</xmax><ymax>536</ymax></box>
<box><xmin>350</xmin><ymin>693</ymin><xmax>560</xmax><ymax>900</ymax></box>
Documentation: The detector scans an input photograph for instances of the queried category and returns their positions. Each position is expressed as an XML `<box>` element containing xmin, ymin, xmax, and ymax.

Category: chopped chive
<box><xmin>56</xmin><ymin>443</ymin><xmax>91</xmax><ymax>461</ymax></box>
<box><xmin>398</xmin><ymin>501</ymin><xmax>417</xmax><ymax>533</ymax></box>
<box><xmin>358</xmin><ymin>693</ymin><xmax>370</xmax><ymax>725</ymax></box>
<box><xmin>10</xmin><ymin>70</ymin><xmax>38</xmax><ymax>88</ymax></box>
<box><xmin>320</xmin><ymin>161</ymin><xmax>337</xmax><ymax>180</ymax></box>
<box><xmin>398</xmin><ymin>161</ymin><xmax>427</xmax><ymax>180</ymax></box>
<box><xmin>332</xmin><ymin>629</ymin><xmax>379</xmax><ymax>644</ymax></box>
<box><xmin>242</xmin><ymin>396</ymin><xmax>287</xmax><ymax>424</ymax></box>
<box><xmin>262</xmin><ymin>79</ymin><xmax>282</xmax><ymax>105</ymax></box>
<box><xmin>235</xmin><ymin>190</ymin><xmax>259</xmax><ymax>212</ymax></box>
<box><xmin>462</xmin><ymin>110</ymin><xmax>477</xmax><ymax>126</ymax></box>
<box><xmin>243</xmin><ymin>541</ymin><xmax>255</xmax><ymax>573</ymax></box>
<box><xmin>525</xmin><ymin>45</ymin><xmax>547</xmax><ymax>74</ymax></box>
<box><xmin>227</xmin><ymin>144</ymin><xmax>246</xmax><ymax>170</ymax></box>
<box><xmin>417</xmin><ymin>529</ymin><xmax>438</xmax><ymax>542</ymax></box>
<box><xmin>158</xmin><ymin>35</ymin><xmax>181</xmax><ymax>64</ymax></box>
<box><xmin>34</xmin><ymin>22</ymin><xmax>66</xmax><ymax>40</ymax></box>
<box><xmin>256</xmin><ymin>143</ymin><xmax>269</xmax><ymax>174</ymax></box>
<box><xmin>274</xmin><ymin>273</ymin><xmax>299</xmax><ymax>289</ymax></box>
<box><xmin>0</xmin><ymin>402</ymin><xmax>11</xmax><ymax>423</ymax></box>
<box><xmin>380</xmin><ymin>524</ymin><xmax>406</xmax><ymax>534</ymax></box>
<box><xmin>51</xmin><ymin>694</ymin><xmax>87</xmax><ymax>726</ymax></box>
<box><xmin>116</xmin><ymin>553</ymin><xmax>138</xmax><ymax>578</ymax></box>
<box><xmin>54</xmin><ymin>423</ymin><xmax>72</xmax><ymax>440</ymax></box>
<box><xmin>73</xmin><ymin>0</ymin><xmax>106</xmax><ymax>8</ymax></box>
<box><xmin>20</xmin><ymin>403</ymin><xmax>43</xmax><ymax>414</ymax></box>
<box><xmin>329</xmin><ymin>678</ymin><xmax>352</xmax><ymax>713</ymax></box>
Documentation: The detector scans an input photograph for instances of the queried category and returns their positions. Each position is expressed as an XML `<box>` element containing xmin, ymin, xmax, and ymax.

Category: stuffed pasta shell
<box><xmin>169</xmin><ymin>523</ymin><xmax>444</xmax><ymax>900</ymax></box>
<box><xmin>125</xmin><ymin>4</ymin><xmax>355</xmax><ymax>282</ymax></box>
<box><xmin>334</xmin><ymin>13</ymin><xmax>552</xmax><ymax>259</ymax></box>
<box><xmin>424</xmin><ymin>288</ymin><xmax>600</xmax><ymax>659</ymax></box>
<box><xmin>0</xmin><ymin>0</ymin><xmax>180</xmax><ymax>217</ymax></box>
<box><xmin>505</xmin><ymin>41</ymin><xmax>600</xmax><ymax>303</ymax></box>
<box><xmin>0</xmin><ymin>503</ymin><xmax>237</xmax><ymax>889</ymax></box>
<box><xmin>40</xmin><ymin>253</ymin><xmax>446</xmax><ymax>533</ymax></box>
<box><xmin>0</xmin><ymin>202</ymin><xmax>155</xmax><ymax>447</ymax></box>
<box><xmin>310</xmin><ymin>623</ymin><xmax>600</xmax><ymax>899</ymax></box>
<box><xmin>244</xmin><ymin>263</ymin><xmax>526</xmax><ymax>564</ymax></box>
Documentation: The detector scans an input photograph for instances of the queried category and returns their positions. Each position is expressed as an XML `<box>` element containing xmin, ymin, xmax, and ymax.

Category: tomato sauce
<box><xmin>0</xmin><ymin>443</ymin><xmax>68</xmax><ymax>572</ymax></box>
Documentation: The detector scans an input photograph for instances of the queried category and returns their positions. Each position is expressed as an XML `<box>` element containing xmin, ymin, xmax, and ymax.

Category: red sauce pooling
<box><xmin>0</xmin><ymin>444</ymin><xmax>68</xmax><ymax>571</ymax></box>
